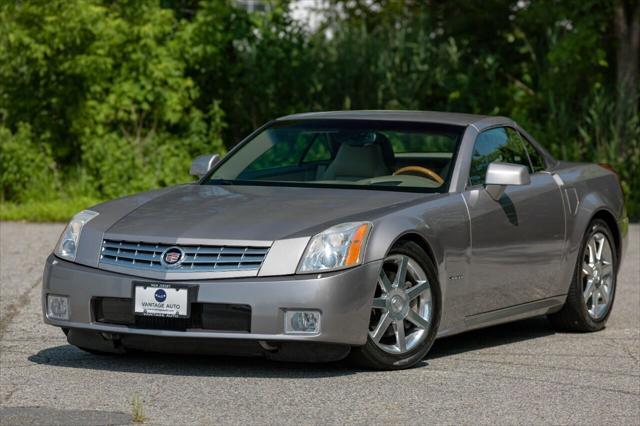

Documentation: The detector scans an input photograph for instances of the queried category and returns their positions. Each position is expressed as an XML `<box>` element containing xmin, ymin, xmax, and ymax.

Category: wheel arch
<box><xmin>383</xmin><ymin>230</ymin><xmax>447</xmax><ymax>312</ymax></box>
<box><xmin>589</xmin><ymin>208</ymin><xmax>621</xmax><ymax>260</ymax></box>
<box><xmin>387</xmin><ymin>231</ymin><xmax>438</xmax><ymax>268</ymax></box>
<box><xmin>365</xmin><ymin>214</ymin><xmax>446</xmax><ymax>268</ymax></box>
<box><xmin>566</xmin><ymin>188</ymin><xmax>624</xmax><ymax>268</ymax></box>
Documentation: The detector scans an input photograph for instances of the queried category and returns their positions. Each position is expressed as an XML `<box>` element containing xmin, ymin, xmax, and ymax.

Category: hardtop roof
<box><xmin>276</xmin><ymin>110</ymin><xmax>509</xmax><ymax>127</ymax></box>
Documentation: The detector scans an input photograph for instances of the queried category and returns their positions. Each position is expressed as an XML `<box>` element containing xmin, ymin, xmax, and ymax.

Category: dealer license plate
<box><xmin>134</xmin><ymin>284</ymin><xmax>189</xmax><ymax>318</ymax></box>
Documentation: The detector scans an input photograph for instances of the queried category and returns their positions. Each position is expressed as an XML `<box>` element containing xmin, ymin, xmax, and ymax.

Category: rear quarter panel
<box><xmin>551</xmin><ymin>161</ymin><xmax>628</xmax><ymax>292</ymax></box>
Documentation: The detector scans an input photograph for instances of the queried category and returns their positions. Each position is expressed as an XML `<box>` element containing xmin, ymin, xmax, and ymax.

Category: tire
<box><xmin>351</xmin><ymin>240</ymin><xmax>441</xmax><ymax>370</ymax></box>
<box><xmin>66</xmin><ymin>328</ymin><xmax>126</xmax><ymax>355</ymax></box>
<box><xmin>548</xmin><ymin>219</ymin><xmax>617</xmax><ymax>332</ymax></box>
<box><xmin>75</xmin><ymin>346</ymin><xmax>123</xmax><ymax>356</ymax></box>
<box><xmin>61</xmin><ymin>328</ymin><xmax>109</xmax><ymax>354</ymax></box>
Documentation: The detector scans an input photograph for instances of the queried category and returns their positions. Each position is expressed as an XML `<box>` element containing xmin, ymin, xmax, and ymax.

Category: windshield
<box><xmin>206</xmin><ymin>119</ymin><xmax>464</xmax><ymax>193</ymax></box>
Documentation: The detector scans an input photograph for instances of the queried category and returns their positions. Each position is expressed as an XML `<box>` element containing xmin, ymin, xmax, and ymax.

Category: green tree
<box><xmin>1</xmin><ymin>0</ymin><xmax>225</xmax><ymax>200</ymax></box>
<box><xmin>0</xmin><ymin>0</ymin><xmax>638</xmax><ymax>219</ymax></box>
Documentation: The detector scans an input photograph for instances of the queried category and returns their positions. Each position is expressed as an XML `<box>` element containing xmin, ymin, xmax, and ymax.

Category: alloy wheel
<box><xmin>582</xmin><ymin>232</ymin><xmax>614</xmax><ymax>319</ymax></box>
<box><xmin>368</xmin><ymin>254</ymin><xmax>432</xmax><ymax>354</ymax></box>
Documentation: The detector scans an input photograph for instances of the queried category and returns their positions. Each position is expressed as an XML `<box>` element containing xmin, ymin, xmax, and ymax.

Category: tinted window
<box><xmin>389</xmin><ymin>133</ymin><xmax>457</xmax><ymax>153</ymax></box>
<box><xmin>244</xmin><ymin>132</ymin><xmax>311</xmax><ymax>172</ymax></box>
<box><xmin>208</xmin><ymin>119</ymin><xmax>464</xmax><ymax>193</ymax></box>
<box><xmin>302</xmin><ymin>134</ymin><xmax>332</xmax><ymax>163</ymax></box>
<box><xmin>469</xmin><ymin>127</ymin><xmax>531</xmax><ymax>186</ymax></box>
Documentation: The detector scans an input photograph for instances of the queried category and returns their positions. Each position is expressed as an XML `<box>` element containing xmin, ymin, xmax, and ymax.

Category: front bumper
<box><xmin>42</xmin><ymin>255</ymin><xmax>381</xmax><ymax>347</ymax></box>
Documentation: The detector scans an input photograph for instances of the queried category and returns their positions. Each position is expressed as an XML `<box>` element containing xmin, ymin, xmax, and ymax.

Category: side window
<box><xmin>468</xmin><ymin>127</ymin><xmax>531</xmax><ymax>186</ymax></box>
<box><xmin>522</xmin><ymin>138</ymin><xmax>547</xmax><ymax>172</ymax></box>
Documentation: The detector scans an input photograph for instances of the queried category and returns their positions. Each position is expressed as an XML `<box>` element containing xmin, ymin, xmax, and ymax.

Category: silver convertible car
<box><xmin>43</xmin><ymin>111</ymin><xmax>628</xmax><ymax>369</ymax></box>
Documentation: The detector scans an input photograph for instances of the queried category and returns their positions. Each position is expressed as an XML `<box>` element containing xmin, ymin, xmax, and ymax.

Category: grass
<box><xmin>0</xmin><ymin>197</ymin><xmax>103</xmax><ymax>222</ymax></box>
<box><xmin>131</xmin><ymin>393</ymin><xmax>147</xmax><ymax>423</ymax></box>
<box><xmin>1</xmin><ymin>190</ymin><xmax>636</xmax><ymax>223</ymax></box>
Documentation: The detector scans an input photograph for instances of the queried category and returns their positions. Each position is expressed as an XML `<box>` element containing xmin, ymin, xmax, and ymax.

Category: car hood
<box><xmin>103</xmin><ymin>184</ymin><xmax>431</xmax><ymax>243</ymax></box>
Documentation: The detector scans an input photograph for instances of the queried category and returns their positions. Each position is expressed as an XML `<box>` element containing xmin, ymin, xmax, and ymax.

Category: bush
<box><xmin>0</xmin><ymin>124</ymin><xmax>58</xmax><ymax>203</ymax></box>
<box><xmin>575</xmin><ymin>89</ymin><xmax>640</xmax><ymax>219</ymax></box>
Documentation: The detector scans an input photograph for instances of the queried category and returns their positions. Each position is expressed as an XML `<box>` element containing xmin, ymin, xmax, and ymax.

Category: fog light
<box><xmin>285</xmin><ymin>310</ymin><xmax>321</xmax><ymax>334</ymax></box>
<box><xmin>47</xmin><ymin>295</ymin><xmax>69</xmax><ymax>320</ymax></box>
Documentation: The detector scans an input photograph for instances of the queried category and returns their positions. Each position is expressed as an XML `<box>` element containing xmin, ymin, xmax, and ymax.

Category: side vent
<box><xmin>564</xmin><ymin>188</ymin><xmax>580</xmax><ymax>216</ymax></box>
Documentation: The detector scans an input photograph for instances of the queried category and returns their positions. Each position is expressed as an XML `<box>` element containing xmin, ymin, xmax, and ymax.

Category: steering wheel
<box><xmin>393</xmin><ymin>166</ymin><xmax>444</xmax><ymax>185</ymax></box>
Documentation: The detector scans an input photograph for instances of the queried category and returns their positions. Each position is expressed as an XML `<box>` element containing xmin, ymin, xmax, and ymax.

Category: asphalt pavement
<box><xmin>1</xmin><ymin>221</ymin><xmax>638</xmax><ymax>425</ymax></box>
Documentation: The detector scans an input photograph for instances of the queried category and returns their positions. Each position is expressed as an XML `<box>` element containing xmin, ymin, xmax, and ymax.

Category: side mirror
<box><xmin>190</xmin><ymin>154</ymin><xmax>220</xmax><ymax>179</ymax></box>
<box><xmin>484</xmin><ymin>162</ymin><xmax>530</xmax><ymax>200</ymax></box>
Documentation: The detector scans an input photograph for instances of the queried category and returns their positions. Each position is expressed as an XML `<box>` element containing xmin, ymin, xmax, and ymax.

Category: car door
<box><xmin>462</xmin><ymin>126</ymin><xmax>565</xmax><ymax>315</ymax></box>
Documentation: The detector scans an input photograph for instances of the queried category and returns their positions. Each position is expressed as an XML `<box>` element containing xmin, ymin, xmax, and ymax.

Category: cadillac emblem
<box><xmin>161</xmin><ymin>246</ymin><xmax>185</xmax><ymax>267</ymax></box>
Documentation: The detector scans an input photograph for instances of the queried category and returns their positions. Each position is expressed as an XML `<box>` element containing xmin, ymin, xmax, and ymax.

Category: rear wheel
<box><xmin>548</xmin><ymin>219</ymin><xmax>617</xmax><ymax>331</ymax></box>
<box><xmin>351</xmin><ymin>241</ymin><xmax>441</xmax><ymax>370</ymax></box>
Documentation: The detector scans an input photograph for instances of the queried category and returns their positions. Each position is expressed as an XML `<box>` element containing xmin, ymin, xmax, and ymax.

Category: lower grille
<box><xmin>93</xmin><ymin>298</ymin><xmax>251</xmax><ymax>332</ymax></box>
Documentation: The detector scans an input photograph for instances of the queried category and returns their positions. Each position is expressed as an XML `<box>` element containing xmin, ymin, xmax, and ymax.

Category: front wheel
<box><xmin>548</xmin><ymin>219</ymin><xmax>617</xmax><ymax>331</ymax></box>
<box><xmin>351</xmin><ymin>241</ymin><xmax>441</xmax><ymax>370</ymax></box>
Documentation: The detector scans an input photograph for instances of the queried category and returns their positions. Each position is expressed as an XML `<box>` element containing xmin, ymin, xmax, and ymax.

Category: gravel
<box><xmin>1</xmin><ymin>221</ymin><xmax>638</xmax><ymax>425</ymax></box>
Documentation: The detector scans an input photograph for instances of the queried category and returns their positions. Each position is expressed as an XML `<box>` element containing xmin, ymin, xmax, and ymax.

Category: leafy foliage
<box><xmin>0</xmin><ymin>0</ymin><xmax>638</xmax><ymax>219</ymax></box>
<box><xmin>0</xmin><ymin>124</ymin><xmax>57</xmax><ymax>203</ymax></box>
<box><xmin>0</xmin><ymin>0</ymin><xmax>225</xmax><ymax>202</ymax></box>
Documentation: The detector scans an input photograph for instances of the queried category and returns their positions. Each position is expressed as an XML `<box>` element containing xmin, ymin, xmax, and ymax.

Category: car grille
<box><xmin>99</xmin><ymin>239</ymin><xmax>269</xmax><ymax>273</ymax></box>
<box><xmin>93</xmin><ymin>297</ymin><xmax>252</xmax><ymax>332</ymax></box>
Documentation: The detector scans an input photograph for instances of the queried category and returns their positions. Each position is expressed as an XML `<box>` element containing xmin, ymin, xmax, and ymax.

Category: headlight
<box><xmin>298</xmin><ymin>222</ymin><xmax>371</xmax><ymax>273</ymax></box>
<box><xmin>54</xmin><ymin>210</ymin><xmax>99</xmax><ymax>262</ymax></box>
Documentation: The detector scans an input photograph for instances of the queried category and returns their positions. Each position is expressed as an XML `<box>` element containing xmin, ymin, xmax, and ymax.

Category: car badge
<box><xmin>161</xmin><ymin>247</ymin><xmax>185</xmax><ymax>267</ymax></box>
